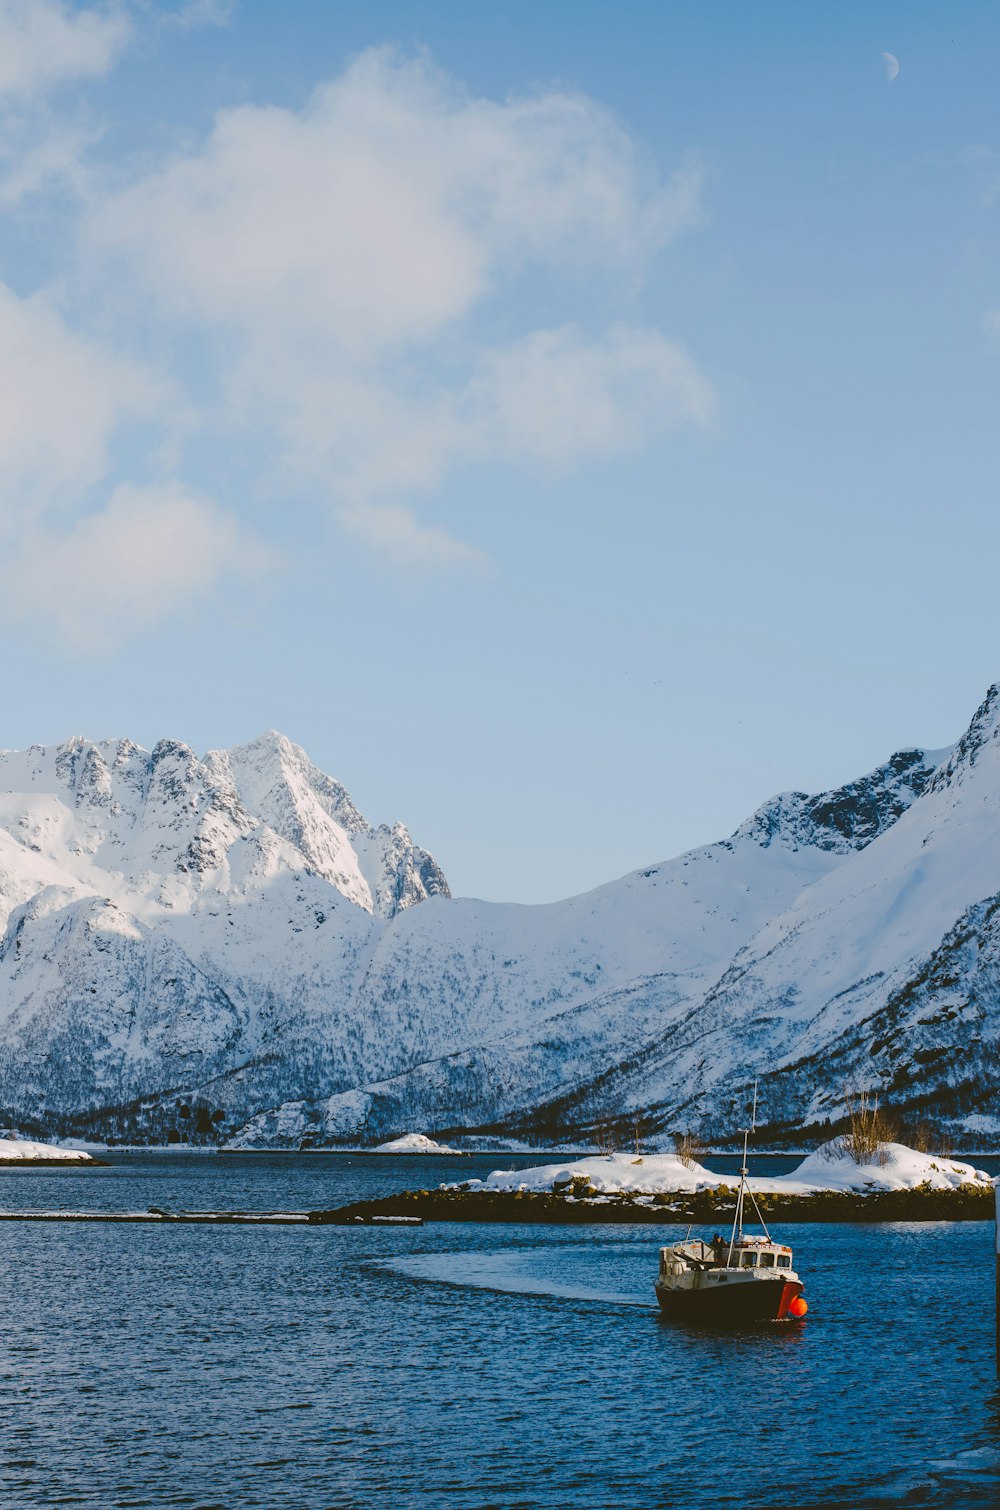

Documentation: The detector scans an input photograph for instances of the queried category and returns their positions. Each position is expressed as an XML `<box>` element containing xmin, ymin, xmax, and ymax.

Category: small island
<box><xmin>314</xmin><ymin>1140</ymin><xmax>996</xmax><ymax>1225</ymax></box>
<box><xmin>372</xmin><ymin>1132</ymin><xmax>466</xmax><ymax>1155</ymax></box>
<box><xmin>0</xmin><ymin>1134</ymin><xmax>103</xmax><ymax>1167</ymax></box>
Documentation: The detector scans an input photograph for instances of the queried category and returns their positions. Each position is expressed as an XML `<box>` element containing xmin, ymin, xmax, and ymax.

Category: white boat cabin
<box><xmin>660</xmin><ymin>1234</ymin><xmax>795</xmax><ymax>1276</ymax></box>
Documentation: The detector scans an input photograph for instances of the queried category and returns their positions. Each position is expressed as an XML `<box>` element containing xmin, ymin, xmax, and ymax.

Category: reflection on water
<box><xmin>0</xmin><ymin>1153</ymin><xmax>996</xmax><ymax>1509</ymax></box>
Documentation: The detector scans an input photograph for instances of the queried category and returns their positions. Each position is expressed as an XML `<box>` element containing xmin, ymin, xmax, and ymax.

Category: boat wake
<box><xmin>375</xmin><ymin>1248</ymin><xmax>653</xmax><ymax>1308</ymax></box>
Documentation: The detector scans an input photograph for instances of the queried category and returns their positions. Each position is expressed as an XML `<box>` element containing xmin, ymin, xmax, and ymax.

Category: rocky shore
<box><xmin>310</xmin><ymin>1181</ymin><xmax>995</xmax><ymax>1225</ymax></box>
<box><xmin>0</xmin><ymin>1157</ymin><xmax>108</xmax><ymax>1167</ymax></box>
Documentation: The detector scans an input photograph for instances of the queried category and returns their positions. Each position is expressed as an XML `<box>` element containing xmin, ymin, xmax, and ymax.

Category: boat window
<box><xmin>758</xmin><ymin>1251</ymin><xmax>775</xmax><ymax>1268</ymax></box>
<box><xmin>740</xmin><ymin>1252</ymin><xmax>756</xmax><ymax>1267</ymax></box>
<box><xmin>776</xmin><ymin>1254</ymin><xmax>791</xmax><ymax>1269</ymax></box>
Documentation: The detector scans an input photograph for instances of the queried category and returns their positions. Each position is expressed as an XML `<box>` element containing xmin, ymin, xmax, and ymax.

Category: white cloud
<box><xmin>0</xmin><ymin>280</ymin><xmax>257</xmax><ymax>651</ymax></box>
<box><xmin>0</xmin><ymin>1</ymin><xmax>129</xmax><ymax>100</ymax></box>
<box><xmin>0</xmin><ymin>481</ymin><xmax>269</xmax><ymax>652</ymax></box>
<box><xmin>0</xmin><ymin>119</ymin><xmax>101</xmax><ymax>203</ymax></box>
<box><xmin>76</xmin><ymin>47</ymin><xmax>713</xmax><ymax>572</ymax></box>
<box><xmin>0</xmin><ymin>280</ymin><xmax>161</xmax><ymax>526</ymax></box>
<box><xmin>339</xmin><ymin>501</ymin><xmax>486</xmax><ymax>573</ymax></box>
<box><xmin>470</xmin><ymin>324</ymin><xmax>714</xmax><ymax>468</ymax></box>
<box><xmin>158</xmin><ymin>0</ymin><xmax>235</xmax><ymax>30</ymax></box>
<box><xmin>94</xmin><ymin>49</ymin><xmax>699</xmax><ymax>353</ymax></box>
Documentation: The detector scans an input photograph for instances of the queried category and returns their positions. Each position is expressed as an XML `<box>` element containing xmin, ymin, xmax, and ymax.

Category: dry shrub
<box><xmin>673</xmin><ymin>1130</ymin><xmax>709</xmax><ymax>1169</ymax></box>
<box><xmin>841</xmin><ymin>1089</ymin><xmax>897</xmax><ymax>1166</ymax></box>
<box><xmin>906</xmin><ymin>1119</ymin><xmax>953</xmax><ymax>1157</ymax></box>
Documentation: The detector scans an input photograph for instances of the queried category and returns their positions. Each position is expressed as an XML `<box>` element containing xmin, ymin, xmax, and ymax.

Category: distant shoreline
<box><xmin>18</xmin><ymin>1143</ymin><xmax>1000</xmax><ymax>1160</ymax></box>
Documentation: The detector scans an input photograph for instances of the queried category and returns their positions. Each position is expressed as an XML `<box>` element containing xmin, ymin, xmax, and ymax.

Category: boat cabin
<box><xmin>659</xmin><ymin>1235</ymin><xmax>794</xmax><ymax>1275</ymax></box>
<box><xmin>721</xmin><ymin>1235</ymin><xmax>794</xmax><ymax>1270</ymax></box>
<box><xmin>732</xmin><ymin>1243</ymin><xmax>793</xmax><ymax>1270</ymax></box>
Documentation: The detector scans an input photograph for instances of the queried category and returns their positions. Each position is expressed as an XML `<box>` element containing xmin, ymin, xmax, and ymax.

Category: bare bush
<box><xmin>841</xmin><ymin>1089</ymin><xmax>896</xmax><ymax>1166</ymax></box>
<box><xmin>594</xmin><ymin>1122</ymin><xmax>617</xmax><ymax>1156</ymax></box>
<box><xmin>905</xmin><ymin>1119</ymin><xmax>953</xmax><ymax>1157</ymax></box>
<box><xmin>673</xmin><ymin>1130</ymin><xmax>709</xmax><ymax>1169</ymax></box>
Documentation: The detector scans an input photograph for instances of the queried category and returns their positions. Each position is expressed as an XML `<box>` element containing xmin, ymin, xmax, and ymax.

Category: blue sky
<box><xmin>2</xmin><ymin>0</ymin><xmax>1000</xmax><ymax>901</ymax></box>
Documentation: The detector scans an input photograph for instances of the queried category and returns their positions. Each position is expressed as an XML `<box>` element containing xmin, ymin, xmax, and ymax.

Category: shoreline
<box><xmin>0</xmin><ymin>1157</ymin><xmax>108</xmax><ymax>1168</ymax></box>
<box><xmin>314</xmin><ymin>1184</ymin><xmax>996</xmax><ymax>1225</ymax></box>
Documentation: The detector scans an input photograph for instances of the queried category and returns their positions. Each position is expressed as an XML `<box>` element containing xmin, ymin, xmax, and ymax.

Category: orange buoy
<box><xmin>789</xmin><ymin>1295</ymin><xmax>808</xmax><ymax>1318</ymax></box>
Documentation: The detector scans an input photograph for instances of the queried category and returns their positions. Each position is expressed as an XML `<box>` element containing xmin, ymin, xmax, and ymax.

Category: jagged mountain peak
<box><xmin>204</xmin><ymin>732</ymin><xmax>449</xmax><ymax>915</ymax></box>
<box><xmin>732</xmin><ymin>744</ymin><xmax>947</xmax><ymax>855</ymax></box>
<box><xmin>210</xmin><ymin>730</ymin><xmax>368</xmax><ymax>837</ymax></box>
<box><xmin>0</xmin><ymin>731</ymin><xmax>449</xmax><ymax>921</ymax></box>
<box><xmin>929</xmin><ymin>682</ymin><xmax>1000</xmax><ymax>794</ymax></box>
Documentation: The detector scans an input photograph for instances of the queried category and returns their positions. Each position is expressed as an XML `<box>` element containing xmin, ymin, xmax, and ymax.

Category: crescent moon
<box><xmin>882</xmin><ymin>51</ymin><xmax>900</xmax><ymax>82</ymax></box>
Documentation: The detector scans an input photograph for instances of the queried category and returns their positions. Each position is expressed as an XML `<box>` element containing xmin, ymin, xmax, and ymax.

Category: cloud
<box><xmin>94</xmin><ymin>49</ymin><xmax>699</xmax><ymax>353</ymax></box>
<box><xmin>0</xmin><ymin>41</ymin><xmax>714</xmax><ymax>650</ymax></box>
<box><xmin>265</xmin><ymin>322</ymin><xmax>712</xmax><ymax>525</ymax></box>
<box><xmin>158</xmin><ymin>0</ymin><xmax>236</xmax><ymax>29</ymax></box>
<box><xmin>0</xmin><ymin>280</ymin><xmax>250</xmax><ymax>652</ymax></box>
<box><xmin>0</xmin><ymin>481</ymin><xmax>269</xmax><ymax>652</ymax></box>
<box><xmin>0</xmin><ymin>118</ymin><xmax>102</xmax><ymax>203</ymax></box>
<box><xmin>339</xmin><ymin>501</ymin><xmax>486</xmax><ymax>573</ymax></box>
<box><xmin>470</xmin><ymin>324</ymin><xmax>714</xmax><ymax>468</ymax></box>
<box><xmin>0</xmin><ymin>1</ymin><xmax>129</xmax><ymax>100</ymax></box>
<box><xmin>0</xmin><ymin>280</ymin><xmax>162</xmax><ymax>526</ymax></box>
<box><xmin>82</xmin><ymin>48</ymin><xmax>712</xmax><ymax>567</ymax></box>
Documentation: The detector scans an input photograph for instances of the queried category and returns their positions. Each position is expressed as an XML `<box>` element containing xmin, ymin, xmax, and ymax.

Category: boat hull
<box><xmin>655</xmin><ymin>1276</ymin><xmax>803</xmax><ymax>1324</ymax></box>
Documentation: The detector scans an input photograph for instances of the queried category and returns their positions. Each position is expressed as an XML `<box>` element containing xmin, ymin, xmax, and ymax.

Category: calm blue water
<box><xmin>0</xmin><ymin>1152</ymin><xmax>997</xmax><ymax>1509</ymax></box>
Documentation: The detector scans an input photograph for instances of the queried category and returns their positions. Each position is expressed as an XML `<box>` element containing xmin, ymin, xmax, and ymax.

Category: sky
<box><xmin>1</xmin><ymin>0</ymin><xmax>1000</xmax><ymax>903</ymax></box>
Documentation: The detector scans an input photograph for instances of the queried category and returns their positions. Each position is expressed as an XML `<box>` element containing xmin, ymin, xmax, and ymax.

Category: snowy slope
<box><xmin>599</xmin><ymin>685</ymin><xmax>1000</xmax><ymax>1138</ymax></box>
<box><xmin>223</xmin><ymin>745</ymin><xmax>948</xmax><ymax>1148</ymax></box>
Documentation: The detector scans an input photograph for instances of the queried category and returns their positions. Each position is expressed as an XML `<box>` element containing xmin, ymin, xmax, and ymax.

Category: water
<box><xmin>0</xmin><ymin>1152</ymin><xmax>998</xmax><ymax>1509</ymax></box>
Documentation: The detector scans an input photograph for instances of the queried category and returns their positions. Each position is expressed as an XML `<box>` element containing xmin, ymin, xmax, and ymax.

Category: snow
<box><xmin>373</xmin><ymin>1132</ymin><xmax>462</xmax><ymax>1154</ymax></box>
<box><xmin>0</xmin><ymin>1135</ymin><xmax>94</xmax><ymax>1163</ymax></box>
<box><xmin>962</xmin><ymin>1114</ymin><xmax>1000</xmax><ymax>1137</ymax></box>
<box><xmin>0</xmin><ymin>697</ymin><xmax>993</xmax><ymax>1150</ymax></box>
<box><xmin>477</xmin><ymin>1152</ymin><xmax>719</xmax><ymax>1194</ymax></box>
<box><xmin>469</xmin><ymin>1140</ymin><xmax>992</xmax><ymax>1196</ymax></box>
<box><xmin>783</xmin><ymin>1141</ymin><xmax>991</xmax><ymax>1193</ymax></box>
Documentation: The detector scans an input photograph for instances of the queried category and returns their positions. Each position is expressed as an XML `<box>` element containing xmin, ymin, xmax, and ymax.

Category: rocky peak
<box><xmin>1</xmin><ymin>729</ymin><xmax>450</xmax><ymax>918</ymax></box>
<box><xmin>207</xmin><ymin>733</ymin><xmax>449</xmax><ymax>917</ymax></box>
<box><xmin>358</xmin><ymin>821</ymin><xmax>452</xmax><ymax>918</ymax></box>
<box><xmin>214</xmin><ymin>731</ymin><xmax>369</xmax><ymax>839</ymax></box>
<box><xmin>928</xmin><ymin>683</ymin><xmax>1000</xmax><ymax>794</ymax></box>
<box><xmin>736</xmin><ymin>745</ymin><xmax>945</xmax><ymax>855</ymax></box>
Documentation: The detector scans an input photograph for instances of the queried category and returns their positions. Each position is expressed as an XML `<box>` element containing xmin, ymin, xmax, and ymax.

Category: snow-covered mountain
<box><xmin>0</xmin><ymin>693</ymin><xmax>995</xmax><ymax>1148</ymax></box>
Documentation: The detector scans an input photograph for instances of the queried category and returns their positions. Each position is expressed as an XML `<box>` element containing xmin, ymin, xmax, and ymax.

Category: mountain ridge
<box><xmin>0</xmin><ymin>697</ymin><xmax>996</xmax><ymax>1149</ymax></box>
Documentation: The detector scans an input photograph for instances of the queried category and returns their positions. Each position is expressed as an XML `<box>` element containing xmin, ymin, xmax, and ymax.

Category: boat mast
<box><xmin>727</xmin><ymin>1080</ymin><xmax>772</xmax><ymax>1264</ymax></box>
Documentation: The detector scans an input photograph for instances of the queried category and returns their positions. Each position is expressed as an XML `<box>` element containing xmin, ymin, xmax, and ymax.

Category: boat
<box><xmin>654</xmin><ymin>1087</ymin><xmax>808</xmax><ymax>1324</ymax></box>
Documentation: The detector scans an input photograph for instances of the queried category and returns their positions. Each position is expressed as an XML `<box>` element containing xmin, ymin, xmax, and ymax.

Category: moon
<box><xmin>882</xmin><ymin>51</ymin><xmax>900</xmax><ymax>82</ymax></box>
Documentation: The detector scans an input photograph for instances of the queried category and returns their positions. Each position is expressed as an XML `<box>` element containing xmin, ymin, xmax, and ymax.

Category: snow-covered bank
<box><xmin>0</xmin><ymin>1135</ymin><xmax>95</xmax><ymax>1164</ymax></box>
<box><xmin>465</xmin><ymin>1141</ymin><xmax>992</xmax><ymax>1197</ymax></box>
<box><xmin>781</xmin><ymin>1142</ymin><xmax>991</xmax><ymax>1192</ymax></box>
<box><xmin>374</xmin><ymin>1133</ymin><xmax>464</xmax><ymax>1155</ymax></box>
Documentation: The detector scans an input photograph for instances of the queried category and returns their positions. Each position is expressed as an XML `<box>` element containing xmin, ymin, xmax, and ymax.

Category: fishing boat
<box><xmin>654</xmin><ymin>1088</ymin><xmax>808</xmax><ymax>1324</ymax></box>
